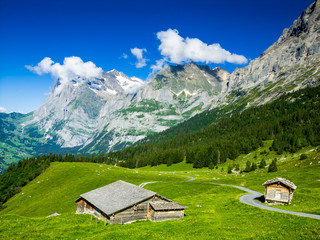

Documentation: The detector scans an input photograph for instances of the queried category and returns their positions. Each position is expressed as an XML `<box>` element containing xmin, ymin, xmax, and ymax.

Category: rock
<box><xmin>46</xmin><ymin>213</ymin><xmax>61</xmax><ymax>218</ymax></box>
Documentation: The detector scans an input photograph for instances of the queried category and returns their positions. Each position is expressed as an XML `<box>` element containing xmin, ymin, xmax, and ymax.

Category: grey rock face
<box><xmin>23</xmin><ymin>62</ymin><xmax>227</xmax><ymax>153</ymax></box>
<box><xmin>223</xmin><ymin>0</ymin><xmax>320</xmax><ymax>107</ymax></box>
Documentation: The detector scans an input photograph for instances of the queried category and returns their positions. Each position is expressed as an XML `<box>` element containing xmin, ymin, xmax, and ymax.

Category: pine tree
<box><xmin>250</xmin><ymin>162</ymin><xmax>257</xmax><ymax>171</ymax></box>
<box><xmin>268</xmin><ymin>159</ymin><xmax>278</xmax><ymax>172</ymax></box>
<box><xmin>244</xmin><ymin>160</ymin><xmax>251</xmax><ymax>172</ymax></box>
<box><xmin>235</xmin><ymin>163</ymin><xmax>240</xmax><ymax>171</ymax></box>
<box><xmin>259</xmin><ymin>158</ymin><xmax>266</xmax><ymax>169</ymax></box>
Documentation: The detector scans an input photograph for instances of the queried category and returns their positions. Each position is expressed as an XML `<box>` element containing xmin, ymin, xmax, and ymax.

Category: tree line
<box><xmin>107</xmin><ymin>85</ymin><xmax>320</xmax><ymax>168</ymax></box>
<box><xmin>0</xmin><ymin>153</ymin><xmax>114</xmax><ymax>207</ymax></box>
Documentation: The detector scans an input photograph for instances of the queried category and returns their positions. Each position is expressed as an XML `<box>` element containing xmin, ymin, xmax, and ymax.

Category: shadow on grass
<box><xmin>255</xmin><ymin>195</ymin><xmax>265</xmax><ymax>203</ymax></box>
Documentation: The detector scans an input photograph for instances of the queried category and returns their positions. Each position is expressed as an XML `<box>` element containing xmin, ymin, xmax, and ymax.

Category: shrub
<box><xmin>299</xmin><ymin>153</ymin><xmax>307</xmax><ymax>160</ymax></box>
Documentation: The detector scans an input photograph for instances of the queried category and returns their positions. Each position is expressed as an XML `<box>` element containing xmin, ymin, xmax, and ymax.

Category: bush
<box><xmin>208</xmin><ymin>162</ymin><xmax>215</xmax><ymax>169</ymax></box>
<box><xmin>299</xmin><ymin>153</ymin><xmax>307</xmax><ymax>160</ymax></box>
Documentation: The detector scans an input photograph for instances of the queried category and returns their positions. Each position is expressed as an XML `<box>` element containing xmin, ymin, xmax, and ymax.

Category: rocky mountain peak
<box><xmin>227</xmin><ymin>0</ymin><xmax>320</xmax><ymax>97</ymax></box>
<box><xmin>150</xmin><ymin>62</ymin><xmax>227</xmax><ymax>96</ymax></box>
<box><xmin>212</xmin><ymin>67</ymin><xmax>230</xmax><ymax>82</ymax></box>
<box><xmin>262</xmin><ymin>0</ymin><xmax>320</xmax><ymax>58</ymax></box>
<box><xmin>278</xmin><ymin>0</ymin><xmax>319</xmax><ymax>43</ymax></box>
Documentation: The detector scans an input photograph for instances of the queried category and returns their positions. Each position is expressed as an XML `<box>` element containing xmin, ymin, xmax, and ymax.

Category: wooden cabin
<box><xmin>75</xmin><ymin>180</ymin><xmax>187</xmax><ymax>224</ymax></box>
<box><xmin>262</xmin><ymin>177</ymin><xmax>297</xmax><ymax>204</ymax></box>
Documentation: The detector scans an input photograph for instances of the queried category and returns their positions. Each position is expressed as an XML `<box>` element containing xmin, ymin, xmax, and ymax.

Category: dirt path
<box><xmin>212</xmin><ymin>183</ymin><xmax>320</xmax><ymax>220</ymax></box>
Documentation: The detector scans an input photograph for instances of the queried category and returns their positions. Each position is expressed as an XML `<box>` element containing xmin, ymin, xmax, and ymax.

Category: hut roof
<box><xmin>78</xmin><ymin>180</ymin><xmax>156</xmax><ymax>215</ymax></box>
<box><xmin>150</xmin><ymin>201</ymin><xmax>188</xmax><ymax>211</ymax></box>
<box><xmin>262</xmin><ymin>177</ymin><xmax>297</xmax><ymax>190</ymax></box>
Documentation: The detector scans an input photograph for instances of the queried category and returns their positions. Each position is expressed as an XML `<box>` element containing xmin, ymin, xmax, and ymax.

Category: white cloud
<box><xmin>156</xmin><ymin>29</ymin><xmax>248</xmax><ymax>65</ymax></box>
<box><xmin>130</xmin><ymin>48</ymin><xmax>148</xmax><ymax>68</ymax></box>
<box><xmin>120</xmin><ymin>53</ymin><xmax>128</xmax><ymax>59</ymax></box>
<box><xmin>0</xmin><ymin>106</ymin><xmax>10</xmax><ymax>113</ymax></box>
<box><xmin>26</xmin><ymin>56</ymin><xmax>103</xmax><ymax>94</ymax></box>
<box><xmin>148</xmin><ymin>57</ymin><xmax>168</xmax><ymax>79</ymax></box>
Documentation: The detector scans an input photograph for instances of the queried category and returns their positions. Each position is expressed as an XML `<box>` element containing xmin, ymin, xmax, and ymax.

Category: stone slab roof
<box><xmin>262</xmin><ymin>177</ymin><xmax>297</xmax><ymax>190</ymax></box>
<box><xmin>78</xmin><ymin>180</ymin><xmax>156</xmax><ymax>215</ymax></box>
<box><xmin>150</xmin><ymin>201</ymin><xmax>188</xmax><ymax>211</ymax></box>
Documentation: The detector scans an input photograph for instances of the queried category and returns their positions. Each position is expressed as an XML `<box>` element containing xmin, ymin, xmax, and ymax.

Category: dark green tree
<box><xmin>268</xmin><ymin>159</ymin><xmax>278</xmax><ymax>172</ymax></box>
<box><xmin>259</xmin><ymin>158</ymin><xmax>266</xmax><ymax>169</ymax></box>
<box><xmin>244</xmin><ymin>161</ymin><xmax>251</xmax><ymax>172</ymax></box>
<box><xmin>250</xmin><ymin>162</ymin><xmax>257</xmax><ymax>171</ymax></box>
<box><xmin>299</xmin><ymin>153</ymin><xmax>307</xmax><ymax>160</ymax></box>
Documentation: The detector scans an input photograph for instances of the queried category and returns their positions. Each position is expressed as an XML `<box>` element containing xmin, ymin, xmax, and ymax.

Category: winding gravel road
<box><xmin>138</xmin><ymin>182</ymin><xmax>157</xmax><ymax>188</ymax></box>
<box><xmin>212</xmin><ymin>183</ymin><xmax>320</xmax><ymax>220</ymax></box>
<box><xmin>139</xmin><ymin>178</ymin><xmax>319</xmax><ymax>220</ymax></box>
<box><xmin>184</xmin><ymin>177</ymin><xmax>195</xmax><ymax>182</ymax></box>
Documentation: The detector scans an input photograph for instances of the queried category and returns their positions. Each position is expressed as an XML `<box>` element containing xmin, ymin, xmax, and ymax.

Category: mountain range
<box><xmin>1</xmin><ymin>0</ymin><xmax>319</xmax><ymax>173</ymax></box>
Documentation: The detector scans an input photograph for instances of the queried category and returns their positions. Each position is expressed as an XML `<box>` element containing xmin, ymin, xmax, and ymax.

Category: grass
<box><xmin>0</xmin><ymin>151</ymin><xmax>320</xmax><ymax>239</ymax></box>
<box><xmin>1</xmin><ymin>144</ymin><xmax>320</xmax><ymax>239</ymax></box>
<box><xmin>1</xmin><ymin>183</ymin><xmax>319</xmax><ymax>239</ymax></box>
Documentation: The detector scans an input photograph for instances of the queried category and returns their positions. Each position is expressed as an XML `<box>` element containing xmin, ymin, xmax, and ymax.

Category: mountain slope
<box><xmin>1</xmin><ymin>1</ymin><xmax>320</xmax><ymax>171</ymax></box>
<box><xmin>0</xmin><ymin>63</ymin><xmax>228</xmax><ymax>171</ymax></box>
<box><xmin>221</xmin><ymin>0</ymin><xmax>320</xmax><ymax>108</ymax></box>
<box><xmin>137</xmin><ymin>0</ymin><xmax>320</xmax><ymax>146</ymax></box>
<box><xmin>109</xmin><ymin>85</ymin><xmax>320</xmax><ymax>169</ymax></box>
<box><xmin>80</xmin><ymin>63</ymin><xmax>227</xmax><ymax>153</ymax></box>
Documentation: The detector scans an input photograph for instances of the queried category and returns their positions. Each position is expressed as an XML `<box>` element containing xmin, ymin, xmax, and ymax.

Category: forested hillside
<box><xmin>108</xmin><ymin>85</ymin><xmax>320</xmax><ymax>168</ymax></box>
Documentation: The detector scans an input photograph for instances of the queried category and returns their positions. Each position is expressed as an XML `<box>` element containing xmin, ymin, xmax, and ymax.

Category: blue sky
<box><xmin>0</xmin><ymin>0</ymin><xmax>314</xmax><ymax>113</ymax></box>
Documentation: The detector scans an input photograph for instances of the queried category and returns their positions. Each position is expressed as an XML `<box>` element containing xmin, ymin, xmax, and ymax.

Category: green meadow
<box><xmin>1</xmin><ymin>145</ymin><xmax>320</xmax><ymax>239</ymax></box>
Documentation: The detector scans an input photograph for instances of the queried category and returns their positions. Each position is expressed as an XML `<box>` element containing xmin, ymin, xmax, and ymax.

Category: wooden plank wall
<box><xmin>111</xmin><ymin>199</ymin><xmax>150</xmax><ymax>224</ymax></box>
<box><xmin>151</xmin><ymin>210</ymin><xmax>184</xmax><ymax>222</ymax></box>
<box><xmin>265</xmin><ymin>184</ymin><xmax>290</xmax><ymax>203</ymax></box>
<box><xmin>78</xmin><ymin>200</ymin><xmax>109</xmax><ymax>221</ymax></box>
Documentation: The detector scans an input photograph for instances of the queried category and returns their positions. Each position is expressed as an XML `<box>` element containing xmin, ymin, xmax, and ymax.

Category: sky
<box><xmin>0</xmin><ymin>0</ymin><xmax>314</xmax><ymax>113</ymax></box>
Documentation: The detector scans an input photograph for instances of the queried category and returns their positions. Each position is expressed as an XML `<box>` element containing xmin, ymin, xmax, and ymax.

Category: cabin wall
<box><xmin>265</xmin><ymin>184</ymin><xmax>291</xmax><ymax>203</ymax></box>
<box><xmin>111</xmin><ymin>198</ymin><xmax>151</xmax><ymax>224</ymax></box>
<box><xmin>76</xmin><ymin>199</ymin><xmax>108</xmax><ymax>221</ymax></box>
<box><xmin>76</xmin><ymin>199</ymin><xmax>85</xmax><ymax>214</ymax></box>
<box><xmin>151</xmin><ymin>209</ymin><xmax>184</xmax><ymax>222</ymax></box>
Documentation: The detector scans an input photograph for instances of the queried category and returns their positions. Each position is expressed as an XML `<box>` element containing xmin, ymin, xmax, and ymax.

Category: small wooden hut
<box><xmin>75</xmin><ymin>180</ymin><xmax>187</xmax><ymax>224</ymax></box>
<box><xmin>262</xmin><ymin>177</ymin><xmax>297</xmax><ymax>204</ymax></box>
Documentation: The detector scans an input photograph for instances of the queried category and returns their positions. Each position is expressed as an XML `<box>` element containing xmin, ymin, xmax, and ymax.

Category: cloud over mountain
<box><xmin>0</xmin><ymin>106</ymin><xmax>9</xmax><ymax>113</ymax></box>
<box><xmin>26</xmin><ymin>57</ymin><xmax>103</xmax><ymax>93</ymax></box>
<box><xmin>156</xmin><ymin>29</ymin><xmax>248</xmax><ymax>65</ymax></box>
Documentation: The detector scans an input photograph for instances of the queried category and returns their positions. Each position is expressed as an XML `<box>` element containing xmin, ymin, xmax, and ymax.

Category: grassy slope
<box><xmin>0</xmin><ymin>146</ymin><xmax>320</xmax><ymax>239</ymax></box>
